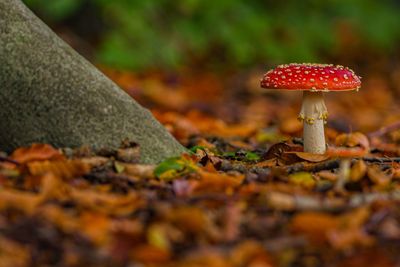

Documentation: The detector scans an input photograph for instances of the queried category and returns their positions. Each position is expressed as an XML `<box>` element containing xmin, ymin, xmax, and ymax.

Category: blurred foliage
<box><xmin>24</xmin><ymin>0</ymin><xmax>400</xmax><ymax>70</ymax></box>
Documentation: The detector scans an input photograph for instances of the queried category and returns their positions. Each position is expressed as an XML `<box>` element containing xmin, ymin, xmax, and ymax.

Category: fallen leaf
<box><xmin>317</xmin><ymin>170</ymin><xmax>338</xmax><ymax>181</ymax></box>
<box><xmin>79</xmin><ymin>212</ymin><xmax>111</xmax><ymax>245</ymax></box>
<box><xmin>154</xmin><ymin>155</ymin><xmax>198</xmax><ymax>181</ymax></box>
<box><xmin>116</xmin><ymin>140</ymin><xmax>140</xmax><ymax>163</ymax></box>
<box><xmin>130</xmin><ymin>244</ymin><xmax>171</xmax><ymax>265</ymax></box>
<box><xmin>11</xmin><ymin>143</ymin><xmax>64</xmax><ymax>164</ymax></box>
<box><xmin>230</xmin><ymin>240</ymin><xmax>275</xmax><ymax>267</ymax></box>
<box><xmin>288</xmin><ymin>172</ymin><xmax>316</xmax><ymax>189</ymax></box>
<box><xmin>350</xmin><ymin>160</ymin><xmax>367</xmax><ymax>182</ymax></box>
<box><xmin>367</xmin><ymin>165</ymin><xmax>392</xmax><ymax>187</ymax></box>
<box><xmin>0</xmin><ymin>237</ymin><xmax>29</xmax><ymax>267</ymax></box>
<box><xmin>335</xmin><ymin>132</ymin><xmax>370</xmax><ymax>150</ymax></box>
<box><xmin>168</xmin><ymin>206</ymin><xmax>208</xmax><ymax>233</ymax></box>
<box><xmin>290</xmin><ymin>152</ymin><xmax>330</xmax><ymax>162</ymax></box>
<box><xmin>27</xmin><ymin>159</ymin><xmax>90</xmax><ymax>179</ymax></box>
<box><xmin>147</xmin><ymin>223</ymin><xmax>170</xmax><ymax>250</ymax></box>
<box><xmin>193</xmin><ymin>169</ymin><xmax>244</xmax><ymax>194</ymax></box>
<box><xmin>291</xmin><ymin>212</ymin><xmax>339</xmax><ymax>244</ymax></box>
<box><xmin>328</xmin><ymin>207</ymin><xmax>374</xmax><ymax>250</ymax></box>
<box><xmin>0</xmin><ymin>188</ymin><xmax>40</xmax><ymax>214</ymax></box>
<box><xmin>264</xmin><ymin>142</ymin><xmax>303</xmax><ymax>165</ymax></box>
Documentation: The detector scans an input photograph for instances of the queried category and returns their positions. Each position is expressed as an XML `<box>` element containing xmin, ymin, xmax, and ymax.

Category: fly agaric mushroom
<box><xmin>260</xmin><ymin>63</ymin><xmax>361</xmax><ymax>154</ymax></box>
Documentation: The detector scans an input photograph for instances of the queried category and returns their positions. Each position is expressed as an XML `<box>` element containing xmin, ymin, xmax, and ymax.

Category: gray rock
<box><xmin>0</xmin><ymin>0</ymin><xmax>186</xmax><ymax>163</ymax></box>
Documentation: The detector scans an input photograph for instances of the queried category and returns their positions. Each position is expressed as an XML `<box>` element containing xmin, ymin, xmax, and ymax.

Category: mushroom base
<box><xmin>299</xmin><ymin>91</ymin><xmax>327</xmax><ymax>154</ymax></box>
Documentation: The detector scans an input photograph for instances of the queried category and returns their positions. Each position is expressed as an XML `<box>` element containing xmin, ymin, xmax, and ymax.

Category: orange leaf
<box><xmin>350</xmin><ymin>160</ymin><xmax>367</xmax><ymax>182</ymax></box>
<box><xmin>80</xmin><ymin>212</ymin><xmax>111</xmax><ymax>245</ymax></box>
<box><xmin>193</xmin><ymin>170</ymin><xmax>244</xmax><ymax>194</ymax></box>
<box><xmin>131</xmin><ymin>244</ymin><xmax>170</xmax><ymax>264</ymax></box>
<box><xmin>367</xmin><ymin>165</ymin><xmax>392</xmax><ymax>187</ymax></box>
<box><xmin>335</xmin><ymin>132</ymin><xmax>370</xmax><ymax>150</ymax></box>
<box><xmin>230</xmin><ymin>241</ymin><xmax>274</xmax><ymax>267</ymax></box>
<box><xmin>0</xmin><ymin>189</ymin><xmax>40</xmax><ymax>214</ymax></box>
<box><xmin>27</xmin><ymin>159</ymin><xmax>90</xmax><ymax>179</ymax></box>
<box><xmin>290</xmin><ymin>152</ymin><xmax>330</xmax><ymax>162</ymax></box>
<box><xmin>11</xmin><ymin>144</ymin><xmax>64</xmax><ymax>164</ymax></box>
<box><xmin>291</xmin><ymin>212</ymin><xmax>339</xmax><ymax>244</ymax></box>
<box><xmin>168</xmin><ymin>206</ymin><xmax>207</xmax><ymax>233</ymax></box>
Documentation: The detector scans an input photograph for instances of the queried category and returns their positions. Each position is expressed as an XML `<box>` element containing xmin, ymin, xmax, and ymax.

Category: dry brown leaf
<box><xmin>367</xmin><ymin>165</ymin><xmax>392</xmax><ymax>187</ymax></box>
<box><xmin>328</xmin><ymin>207</ymin><xmax>374</xmax><ymax>250</ymax></box>
<box><xmin>193</xmin><ymin>170</ymin><xmax>244</xmax><ymax>194</ymax></box>
<box><xmin>264</xmin><ymin>142</ymin><xmax>303</xmax><ymax>165</ymax></box>
<box><xmin>116</xmin><ymin>142</ymin><xmax>141</xmax><ymax>163</ymax></box>
<box><xmin>168</xmin><ymin>206</ymin><xmax>207</xmax><ymax>233</ymax></box>
<box><xmin>0</xmin><ymin>237</ymin><xmax>29</xmax><ymax>267</ymax></box>
<box><xmin>69</xmin><ymin>188</ymin><xmax>143</xmax><ymax>216</ymax></box>
<box><xmin>121</xmin><ymin>163</ymin><xmax>155</xmax><ymax>179</ymax></box>
<box><xmin>291</xmin><ymin>152</ymin><xmax>330</xmax><ymax>162</ymax></box>
<box><xmin>11</xmin><ymin>143</ymin><xmax>64</xmax><ymax>164</ymax></box>
<box><xmin>79</xmin><ymin>156</ymin><xmax>109</xmax><ymax>168</ymax></box>
<box><xmin>254</xmin><ymin>158</ymin><xmax>277</xmax><ymax>168</ymax></box>
<box><xmin>176</xmin><ymin>250</ymin><xmax>230</xmax><ymax>267</ymax></box>
<box><xmin>0</xmin><ymin>188</ymin><xmax>40</xmax><ymax>214</ymax></box>
<box><xmin>130</xmin><ymin>244</ymin><xmax>171</xmax><ymax>265</ymax></box>
<box><xmin>317</xmin><ymin>170</ymin><xmax>338</xmax><ymax>181</ymax></box>
<box><xmin>335</xmin><ymin>132</ymin><xmax>370</xmax><ymax>150</ymax></box>
<box><xmin>27</xmin><ymin>159</ymin><xmax>90</xmax><ymax>179</ymax></box>
<box><xmin>291</xmin><ymin>212</ymin><xmax>339</xmax><ymax>244</ymax></box>
<box><xmin>79</xmin><ymin>212</ymin><xmax>111</xmax><ymax>245</ymax></box>
<box><xmin>39</xmin><ymin>172</ymin><xmax>143</xmax><ymax>216</ymax></box>
<box><xmin>230</xmin><ymin>240</ymin><xmax>275</xmax><ymax>267</ymax></box>
<box><xmin>266</xmin><ymin>192</ymin><xmax>296</xmax><ymax>211</ymax></box>
<box><xmin>37</xmin><ymin>204</ymin><xmax>78</xmax><ymax>233</ymax></box>
<box><xmin>292</xmin><ymin>207</ymin><xmax>373</xmax><ymax>250</ymax></box>
<box><xmin>39</xmin><ymin>172</ymin><xmax>71</xmax><ymax>202</ymax></box>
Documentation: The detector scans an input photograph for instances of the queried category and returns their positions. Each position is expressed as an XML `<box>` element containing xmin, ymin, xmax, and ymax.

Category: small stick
<box><xmin>361</xmin><ymin>157</ymin><xmax>400</xmax><ymax>163</ymax></box>
<box><xmin>284</xmin><ymin>157</ymin><xmax>400</xmax><ymax>174</ymax></box>
<box><xmin>284</xmin><ymin>159</ymin><xmax>340</xmax><ymax>174</ymax></box>
<box><xmin>265</xmin><ymin>190</ymin><xmax>400</xmax><ymax>212</ymax></box>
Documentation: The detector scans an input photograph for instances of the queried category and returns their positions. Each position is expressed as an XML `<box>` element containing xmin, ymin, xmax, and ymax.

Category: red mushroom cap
<box><xmin>260</xmin><ymin>63</ymin><xmax>361</xmax><ymax>91</ymax></box>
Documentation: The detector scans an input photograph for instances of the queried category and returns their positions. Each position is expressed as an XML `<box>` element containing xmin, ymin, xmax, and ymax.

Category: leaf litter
<box><xmin>2</xmin><ymin>70</ymin><xmax>400</xmax><ymax>266</ymax></box>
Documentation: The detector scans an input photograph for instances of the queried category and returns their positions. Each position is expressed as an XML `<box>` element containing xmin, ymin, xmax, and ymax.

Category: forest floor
<box><xmin>1</xmin><ymin>68</ymin><xmax>400</xmax><ymax>267</ymax></box>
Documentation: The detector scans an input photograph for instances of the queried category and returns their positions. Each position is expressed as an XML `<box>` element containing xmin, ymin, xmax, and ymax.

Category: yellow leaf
<box><xmin>288</xmin><ymin>172</ymin><xmax>316</xmax><ymax>189</ymax></box>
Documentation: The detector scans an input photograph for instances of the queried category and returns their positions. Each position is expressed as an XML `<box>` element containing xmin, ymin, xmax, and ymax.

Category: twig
<box><xmin>361</xmin><ymin>157</ymin><xmax>400</xmax><ymax>163</ymax></box>
<box><xmin>368</xmin><ymin>121</ymin><xmax>400</xmax><ymax>138</ymax></box>
<box><xmin>285</xmin><ymin>159</ymin><xmax>340</xmax><ymax>174</ymax></box>
<box><xmin>265</xmin><ymin>191</ymin><xmax>400</xmax><ymax>212</ymax></box>
<box><xmin>284</xmin><ymin>157</ymin><xmax>400</xmax><ymax>174</ymax></box>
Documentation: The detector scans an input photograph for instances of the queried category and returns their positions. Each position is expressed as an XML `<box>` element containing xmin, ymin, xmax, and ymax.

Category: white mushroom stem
<box><xmin>298</xmin><ymin>91</ymin><xmax>328</xmax><ymax>154</ymax></box>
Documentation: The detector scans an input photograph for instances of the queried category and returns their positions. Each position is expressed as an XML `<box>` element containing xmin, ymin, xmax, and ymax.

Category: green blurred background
<box><xmin>23</xmin><ymin>0</ymin><xmax>400</xmax><ymax>71</ymax></box>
